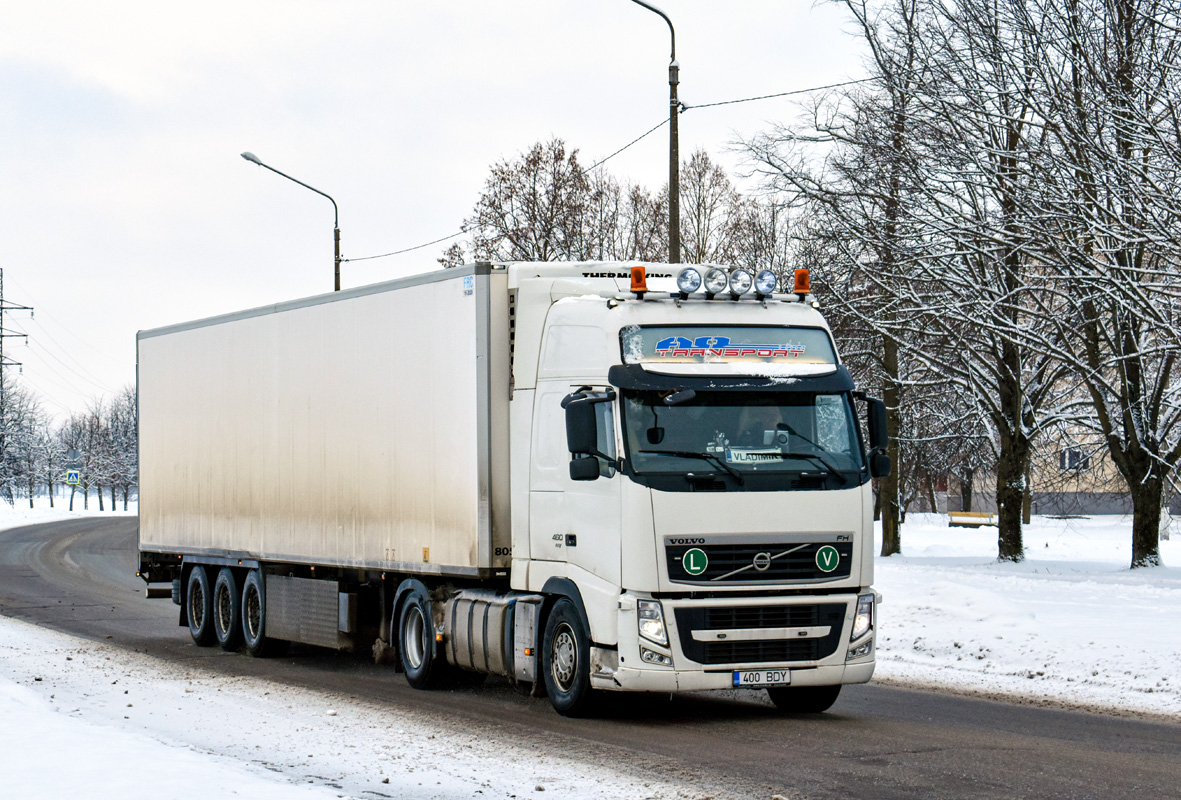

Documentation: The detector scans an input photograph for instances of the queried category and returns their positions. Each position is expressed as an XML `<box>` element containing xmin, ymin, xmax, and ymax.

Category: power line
<box><xmin>344</xmin><ymin>75</ymin><xmax>877</xmax><ymax>264</ymax></box>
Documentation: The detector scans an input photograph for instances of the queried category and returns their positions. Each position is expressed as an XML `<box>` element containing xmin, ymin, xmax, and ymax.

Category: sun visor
<box><xmin>607</xmin><ymin>363</ymin><xmax>856</xmax><ymax>393</ymax></box>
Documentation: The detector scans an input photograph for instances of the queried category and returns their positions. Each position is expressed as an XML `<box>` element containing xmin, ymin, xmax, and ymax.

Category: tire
<box><xmin>542</xmin><ymin>598</ymin><xmax>598</xmax><ymax>716</ymax></box>
<box><xmin>397</xmin><ymin>587</ymin><xmax>448</xmax><ymax>689</ymax></box>
<box><xmin>241</xmin><ymin>569</ymin><xmax>285</xmax><ymax>658</ymax></box>
<box><xmin>213</xmin><ymin>568</ymin><xmax>243</xmax><ymax>651</ymax></box>
<box><xmin>767</xmin><ymin>685</ymin><xmax>842</xmax><ymax>714</ymax></box>
<box><xmin>186</xmin><ymin>566</ymin><xmax>216</xmax><ymax>647</ymax></box>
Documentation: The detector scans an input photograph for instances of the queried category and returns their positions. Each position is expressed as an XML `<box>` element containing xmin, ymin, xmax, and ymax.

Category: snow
<box><xmin>873</xmin><ymin>513</ymin><xmax>1181</xmax><ymax>719</ymax></box>
<box><xmin>0</xmin><ymin>616</ymin><xmax>705</xmax><ymax>800</ymax></box>
<box><xmin>1</xmin><ymin>505</ymin><xmax>1179</xmax><ymax>799</ymax></box>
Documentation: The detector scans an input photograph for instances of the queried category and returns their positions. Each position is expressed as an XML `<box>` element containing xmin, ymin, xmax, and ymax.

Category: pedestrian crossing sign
<box><xmin>66</xmin><ymin>470</ymin><xmax>80</xmax><ymax>486</ymax></box>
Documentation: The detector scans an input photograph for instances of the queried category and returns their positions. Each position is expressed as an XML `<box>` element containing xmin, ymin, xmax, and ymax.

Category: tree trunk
<box><xmin>925</xmin><ymin>473</ymin><xmax>939</xmax><ymax>515</ymax></box>
<box><xmin>97</xmin><ymin>485</ymin><xmax>105</xmax><ymax>511</ymax></box>
<box><xmin>122</xmin><ymin>486</ymin><xmax>129</xmax><ymax>511</ymax></box>
<box><xmin>960</xmin><ymin>468</ymin><xmax>974</xmax><ymax>512</ymax></box>
<box><xmin>82</xmin><ymin>484</ymin><xmax>88</xmax><ymax>510</ymax></box>
<box><xmin>995</xmin><ymin>441</ymin><xmax>1027</xmax><ymax>562</ymax></box>
<box><xmin>1128</xmin><ymin>472</ymin><xmax>1163</xmax><ymax>567</ymax></box>
<box><xmin>69</xmin><ymin>485</ymin><xmax>76</xmax><ymax>511</ymax></box>
<box><xmin>27</xmin><ymin>475</ymin><xmax>34</xmax><ymax>509</ymax></box>
<box><xmin>47</xmin><ymin>478</ymin><xmax>54</xmax><ymax>508</ymax></box>
<box><xmin>109</xmin><ymin>485</ymin><xmax>116</xmax><ymax>510</ymax></box>
<box><xmin>879</xmin><ymin>338</ymin><xmax>903</xmax><ymax>556</ymax></box>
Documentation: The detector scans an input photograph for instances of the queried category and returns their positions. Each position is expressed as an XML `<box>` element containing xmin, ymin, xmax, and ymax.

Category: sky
<box><xmin>0</xmin><ymin>1</ymin><xmax>867</xmax><ymax>420</ymax></box>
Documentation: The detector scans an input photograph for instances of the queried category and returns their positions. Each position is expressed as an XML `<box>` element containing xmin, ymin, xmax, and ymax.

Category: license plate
<box><xmin>732</xmin><ymin>669</ymin><xmax>791</xmax><ymax>687</ymax></box>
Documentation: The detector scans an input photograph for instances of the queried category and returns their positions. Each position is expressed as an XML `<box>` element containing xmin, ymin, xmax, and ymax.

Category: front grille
<box><xmin>675</xmin><ymin>603</ymin><xmax>846</xmax><ymax>666</ymax></box>
<box><xmin>665</xmin><ymin>541</ymin><xmax>853</xmax><ymax>584</ymax></box>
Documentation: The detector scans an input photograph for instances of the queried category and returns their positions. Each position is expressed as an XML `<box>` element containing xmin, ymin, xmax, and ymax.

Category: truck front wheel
<box><xmin>542</xmin><ymin>599</ymin><xmax>597</xmax><ymax>716</ymax></box>
<box><xmin>186</xmin><ymin>566</ymin><xmax>216</xmax><ymax>647</ymax></box>
<box><xmin>767</xmin><ymin>685</ymin><xmax>841</xmax><ymax>714</ymax></box>
<box><xmin>398</xmin><ymin>588</ymin><xmax>447</xmax><ymax>689</ymax></box>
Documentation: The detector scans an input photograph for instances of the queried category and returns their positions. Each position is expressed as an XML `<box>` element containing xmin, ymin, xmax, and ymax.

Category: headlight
<box><xmin>703</xmin><ymin>267</ymin><xmax>729</xmax><ymax>295</ymax></box>
<box><xmin>637</xmin><ymin>599</ymin><xmax>668</xmax><ymax>646</ymax></box>
<box><xmin>729</xmin><ymin>269</ymin><xmax>753</xmax><ymax>296</ymax></box>
<box><xmin>755</xmin><ymin>269</ymin><xmax>778</xmax><ymax>295</ymax></box>
<box><xmin>676</xmin><ymin>268</ymin><xmax>702</xmax><ymax>294</ymax></box>
<box><xmin>851</xmin><ymin>593</ymin><xmax>874</xmax><ymax>640</ymax></box>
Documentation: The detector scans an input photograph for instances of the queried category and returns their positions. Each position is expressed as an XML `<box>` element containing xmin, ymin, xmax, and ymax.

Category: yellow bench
<box><xmin>948</xmin><ymin>511</ymin><xmax>996</xmax><ymax>528</ymax></box>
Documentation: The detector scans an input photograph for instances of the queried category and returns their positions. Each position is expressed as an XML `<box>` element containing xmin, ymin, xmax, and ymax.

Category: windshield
<box><xmin>620</xmin><ymin>390</ymin><xmax>865</xmax><ymax>491</ymax></box>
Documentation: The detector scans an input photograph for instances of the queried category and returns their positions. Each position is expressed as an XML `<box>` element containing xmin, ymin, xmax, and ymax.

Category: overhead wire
<box><xmin>343</xmin><ymin>74</ymin><xmax>882</xmax><ymax>264</ymax></box>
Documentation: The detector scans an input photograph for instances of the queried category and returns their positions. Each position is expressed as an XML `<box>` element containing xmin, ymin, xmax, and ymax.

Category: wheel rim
<box><xmin>215</xmin><ymin>582</ymin><xmax>232</xmax><ymax>634</ymax></box>
<box><xmin>189</xmin><ymin>581</ymin><xmax>205</xmax><ymax>629</ymax></box>
<box><xmin>245</xmin><ymin>585</ymin><xmax>261</xmax><ymax>640</ymax></box>
<box><xmin>402</xmin><ymin>604</ymin><xmax>427</xmax><ymax>670</ymax></box>
<box><xmin>550</xmin><ymin>622</ymin><xmax>578</xmax><ymax>692</ymax></box>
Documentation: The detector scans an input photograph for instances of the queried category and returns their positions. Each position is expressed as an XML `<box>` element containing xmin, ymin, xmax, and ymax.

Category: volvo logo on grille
<box><xmin>752</xmin><ymin>552</ymin><xmax>772</xmax><ymax>571</ymax></box>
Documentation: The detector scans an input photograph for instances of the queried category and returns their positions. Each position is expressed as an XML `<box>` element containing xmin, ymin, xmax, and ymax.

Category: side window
<box><xmin>815</xmin><ymin>394</ymin><xmax>853</xmax><ymax>458</ymax></box>
<box><xmin>595</xmin><ymin>401</ymin><xmax>617</xmax><ymax>477</ymax></box>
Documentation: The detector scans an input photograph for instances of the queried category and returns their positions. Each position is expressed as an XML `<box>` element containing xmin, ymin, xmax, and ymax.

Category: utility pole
<box><xmin>0</xmin><ymin>267</ymin><xmax>33</xmax><ymax>493</ymax></box>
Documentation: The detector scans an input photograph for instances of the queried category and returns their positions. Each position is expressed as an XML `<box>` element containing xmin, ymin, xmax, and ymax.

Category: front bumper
<box><xmin>592</xmin><ymin>591</ymin><xmax>876</xmax><ymax>693</ymax></box>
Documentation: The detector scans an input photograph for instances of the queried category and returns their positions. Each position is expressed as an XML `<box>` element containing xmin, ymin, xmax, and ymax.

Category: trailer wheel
<box><xmin>542</xmin><ymin>599</ymin><xmax>597</xmax><ymax>716</ymax></box>
<box><xmin>213</xmin><ymin>568</ymin><xmax>243</xmax><ymax>651</ymax></box>
<box><xmin>397</xmin><ymin>587</ymin><xmax>451</xmax><ymax>689</ymax></box>
<box><xmin>241</xmin><ymin>569</ymin><xmax>285</xmax><ymax>658</ymax></box>
<box><xmin>766</xmin><ymin>685</ymin><xmax>841</xmax><ymax>714</ymax></box>
<box><xmin>186</xmin><ymin>566</ymin><xmax>216</xmax><ymax>647</ymax></box>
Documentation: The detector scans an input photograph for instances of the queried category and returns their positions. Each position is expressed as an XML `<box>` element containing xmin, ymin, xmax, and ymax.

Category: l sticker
<box><xmin>815</xmin><ymin>545</ymin><xmax>840</xmax><ymax>573</ymax></box>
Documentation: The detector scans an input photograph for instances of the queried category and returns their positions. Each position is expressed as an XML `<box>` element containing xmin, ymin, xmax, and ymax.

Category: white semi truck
<box><xmin>137</xmin><ymin>261</ymin><xmax>889</xmax><ymax>716</ymax></box>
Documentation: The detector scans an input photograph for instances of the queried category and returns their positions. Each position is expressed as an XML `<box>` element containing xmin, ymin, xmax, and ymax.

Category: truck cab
<box><xmin>503</xmin><ymin>262</ymin><xmax>887</xmax><ymax>713</ymax></box>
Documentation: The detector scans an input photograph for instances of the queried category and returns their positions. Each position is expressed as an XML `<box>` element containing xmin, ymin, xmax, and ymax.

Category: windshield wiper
<box><xmin>638</xmin><ymin>449</ymin><xmax>745</xmax><ymax>485</ymax></box>
<box><xmin>777</xmin><ymin>451</ymin><xmax>849</xmax><ymax>485</ymax></box>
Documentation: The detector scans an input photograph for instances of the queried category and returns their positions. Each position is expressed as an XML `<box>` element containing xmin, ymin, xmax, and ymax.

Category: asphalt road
<box><xmin>1</xmin><ymin>517</ymin><xmax>1177</xmax><ymax>800</ymax></box>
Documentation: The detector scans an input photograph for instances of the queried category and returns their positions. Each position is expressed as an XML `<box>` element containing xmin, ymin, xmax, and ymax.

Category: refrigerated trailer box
<box><xmin>138</xmin><ymin>262</ymin><xmax>889</xmax><ymax>715</ymax></box>
<box><xmin>139</xmin><ymin>268</ymin><xmax>511</xmax><ymax>577</ymax></box>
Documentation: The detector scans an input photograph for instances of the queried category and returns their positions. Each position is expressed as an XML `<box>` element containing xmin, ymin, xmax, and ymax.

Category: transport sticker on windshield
<box><xmin>621</xmin><ymin>326</ymin><xmax>835</xmax><ymax>365</ymax></box>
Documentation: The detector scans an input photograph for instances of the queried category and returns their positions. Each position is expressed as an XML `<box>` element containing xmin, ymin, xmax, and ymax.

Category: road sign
<box><xmin>66</xmin><ymin>470</ymin><xmax>80</xmax><ymax>486</ymax></box>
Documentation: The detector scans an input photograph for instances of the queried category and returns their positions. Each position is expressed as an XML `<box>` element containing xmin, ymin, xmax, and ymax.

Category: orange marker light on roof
<box><xmin>793</xmin><ymin>268</ymin><xmax>811</xmax><ymax>295</ymax></box>
<box><xmin>630</xmin><ymin>266</ymin><xmax>648</xmax><ymax>295</ymax></box>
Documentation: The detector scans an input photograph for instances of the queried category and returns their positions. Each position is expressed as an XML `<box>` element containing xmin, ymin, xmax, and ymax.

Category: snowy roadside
<box><xmin>872</xmin><ymin>514</ymin><xmax>1181</xmax><ymax>721</ymax></box>
<box><xmin>0</xmin><ymin>615</ymin><xmax>715</xmax><ymax>800</ymax></box>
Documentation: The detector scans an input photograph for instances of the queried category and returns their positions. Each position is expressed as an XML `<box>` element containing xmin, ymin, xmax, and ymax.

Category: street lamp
<box><xmin>240</xmin><ymin>151</ymin><xmax>343</xmax><ymax>291</ymax></box>
<box><xmin>628</xmin><ymin>0</ymin><xmax>680</xmax><ymax>264</ymax></box>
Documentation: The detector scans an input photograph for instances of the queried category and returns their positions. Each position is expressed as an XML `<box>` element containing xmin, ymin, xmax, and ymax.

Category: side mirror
<box><xmin>565</xmin><ymin>397</ymin><xmax>598</xmax><ymax>455</ymax></box>
<box><xmin>870</xmin><ymin>452</ymin><xmax>892</xmax><ymax>478</ymax></box>
<box><xmin>569</xmin><ymin>457</ymin><xmax>600</xmax><ymax>481</ymax></box>
<box><xmin>866</xmin><ymin>397</ymin><xmax>888</xmax><ymax>453</ymax></box>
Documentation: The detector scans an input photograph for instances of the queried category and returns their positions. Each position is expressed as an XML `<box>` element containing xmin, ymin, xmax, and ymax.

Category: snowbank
<box><xmin>874</xmin><ymin>514</ymin><xmax>1181</xmax><ymax>719</ymax></box>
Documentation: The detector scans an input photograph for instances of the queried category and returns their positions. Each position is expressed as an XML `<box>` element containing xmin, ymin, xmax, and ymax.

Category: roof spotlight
<box><xmin>703</xmin><ymin>268</ymin><xmax>729</xmax><ymax>296</ymax></box>
<box><xmin>755</xmin><ymin>270</ymin><xmax>778</xmax><ymax>296</ymax></box>
<box><xmin>676</xmin><ymin>267</ymin><xmax>702</xmax><ymax>296</ymax></box>
<box><xmin>729</xmin><ymin>269</ymin><xmax>753</xmax><ymax>296</ymax></box>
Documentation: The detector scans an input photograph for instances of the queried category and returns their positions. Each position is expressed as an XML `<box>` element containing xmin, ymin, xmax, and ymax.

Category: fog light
<box><xmin>851</xmin><ymin>593</ymin><xmax>874</xmax><ymax>640</ymax></box>
<box><xmin>703</xmin><ymin>267</ymin><xmax>729</xmax><ymax>296</ymax></box>
<box><xmin>641</xmin><ymin>647</ymin><xmax>673</xmax><ymax>666</ymax></box>
<box><xmin>847</xmin><ymin>639</ymin><xmax>873</xmax><ymax>660</ymax></box>
<box><xmin>755</xmin><ymin>269</ymin><xmax>778</xmax><ymax>295</ymax></box>
<box><xmin>676</xmin><ymin>267</ymin><xmax>702</xmax><ymax>295</ymax></box>
<box><xmin>638</xmin><ymin>599</ymin><xmax>669</xmax><ymax>646</ymax></box>
<box><xmin>729</xmin><ymin>269</ymin><xmax>753</xmax><ymax>296</ymax></box>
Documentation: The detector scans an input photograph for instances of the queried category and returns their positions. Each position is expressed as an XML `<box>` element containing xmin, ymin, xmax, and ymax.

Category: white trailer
<box><xmin>138</xmin><ymin>262</ymin><xmax>888</xmax><ymax>715</ymax></box>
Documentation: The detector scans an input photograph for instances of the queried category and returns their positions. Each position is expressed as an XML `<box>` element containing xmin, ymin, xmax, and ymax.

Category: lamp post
<box><xmin>628</xmin><ymin>0</ymin><xmax>680</xmax><ymax>264</ymax></box>
<box><xmin>240</xmin><ymin>151</ymin><xmax>342</xmax><ymax>291</ymax></box>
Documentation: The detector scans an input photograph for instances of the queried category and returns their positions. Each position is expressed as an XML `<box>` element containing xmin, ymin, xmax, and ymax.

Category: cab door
<box><xmin>528</xmin><ymin>383</ymin><xmax>622</xmax><ymax>587</ymax></box>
